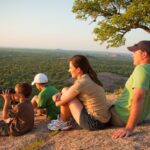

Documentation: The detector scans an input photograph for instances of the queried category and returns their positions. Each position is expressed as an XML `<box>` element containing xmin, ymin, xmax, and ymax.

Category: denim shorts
<box><xmin>79</xmin><ymin>108</ymin><xmax>110</xmax><ymax>130</ymax></box>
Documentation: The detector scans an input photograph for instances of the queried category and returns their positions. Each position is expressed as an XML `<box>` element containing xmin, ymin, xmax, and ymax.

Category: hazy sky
<box><xmin>0</xmin><ymin>0</ymin><xmax>149</xmax><ymax>52</ymax></box>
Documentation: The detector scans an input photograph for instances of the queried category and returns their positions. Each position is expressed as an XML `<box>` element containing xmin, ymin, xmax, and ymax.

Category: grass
<box><xmin>21</xmin><ymin>131</ymin><xmax>60</xmax><ymax>150</ymax></box>
<box><xmin>48</xmin><ymin>130</ymin><xmax>60</xmax><ymax>137</ymax></box>
<box><xmin>21</xmin><ymin>138</ymin><xmax>45</xmax><ymax>150</ymax></box>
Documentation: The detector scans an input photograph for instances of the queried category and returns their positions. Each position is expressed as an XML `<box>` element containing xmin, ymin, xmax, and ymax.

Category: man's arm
<box><xmin>112</xmin><ymin>88</ymin><xmax>146</xmax><ymax>138</ymax></box>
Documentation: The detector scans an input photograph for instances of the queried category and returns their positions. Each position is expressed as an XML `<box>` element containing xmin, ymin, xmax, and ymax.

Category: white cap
<box><xmin>31</xmin><ymin>73</ymin><xmax>48</xmax><ymax>85</ymax></box>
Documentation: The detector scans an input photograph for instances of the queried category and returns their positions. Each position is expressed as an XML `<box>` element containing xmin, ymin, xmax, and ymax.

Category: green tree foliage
<box><xmin>72</xmin><ymin>0</ymin><xmax>150</xmax><ymax>48</ymax></box>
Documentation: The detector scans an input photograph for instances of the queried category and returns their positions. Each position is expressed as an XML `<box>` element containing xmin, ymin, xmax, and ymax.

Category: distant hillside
<box><xmin>0</xmin><ymin>47</ymin><xmax>131</xmax><ymax>58</ymax></box>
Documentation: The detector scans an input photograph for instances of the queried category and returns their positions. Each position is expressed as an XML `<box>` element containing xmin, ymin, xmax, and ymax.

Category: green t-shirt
<box><xmin>38</xmin><ymin>85</ymin><xmax>60</xmax><ymax>120</ymax></box>
<box><xmin>115</xmin><ymin>64</ymin><xmax>150</xmax><ymax>123</ymax></box>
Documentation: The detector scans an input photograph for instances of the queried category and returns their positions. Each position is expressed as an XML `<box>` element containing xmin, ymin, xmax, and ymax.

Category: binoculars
<box><xmin>0</xmin><ymin>87</ymin><xmax>15</xmax><ymax>94</ymax></box>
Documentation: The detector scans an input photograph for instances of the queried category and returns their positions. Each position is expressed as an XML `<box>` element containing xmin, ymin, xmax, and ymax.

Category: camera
<box><xmin>0</xmin><ymin>87</ymin><xmax>16</xmax><ymax>94</ymax></box>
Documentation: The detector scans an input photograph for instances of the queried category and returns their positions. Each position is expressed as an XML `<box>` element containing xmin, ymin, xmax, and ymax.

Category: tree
<box><xmin>72</xmin><ymin>0</ymin><xmax>150</xmax><ymax>48</ymax></box>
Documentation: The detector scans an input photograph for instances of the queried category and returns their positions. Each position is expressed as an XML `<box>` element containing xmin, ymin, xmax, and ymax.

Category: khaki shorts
<box><xmin>110</xmin><ymin>106</ymin><xmax>124</xmax><ymax>127</ymax></box>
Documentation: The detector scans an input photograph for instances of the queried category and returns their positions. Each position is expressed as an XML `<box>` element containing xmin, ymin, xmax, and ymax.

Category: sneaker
<box><xmin>47</xmin><ymin>119</ymin><xmax>72</xmax><ymax>131</ymax></box>
<box><xmin>50</xmin><ymin>119</ymin><xmax>60</xmax><ymax>124</ymax></box>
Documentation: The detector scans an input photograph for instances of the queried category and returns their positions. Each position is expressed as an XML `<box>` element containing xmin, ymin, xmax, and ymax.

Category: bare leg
<box><xmin>31</xmin><ymin>95</ymin><xmax>45</xmax><ymax>115</ymax></box>
<box><xmin>60</xmin><ymin>104</ymin><xmax>72</xmax><ymax>121</ymax></box>
<box><xmin>60</xmin><ymin>87</ymin><xmax>72</xmax><ymax>121</ymax></box>
<box><xmin>31</xmin><ymin>95</ymin><xmax>38</xmax><ymax>109</ymax></box>
<box><xmin>60</xmin><ymin>87</ymin><xmax>83</xmax><ymax>124</ymax></box>
<box><xmin>68</xmin><ymin>98</ymin><xmax>83</xmax><ymax>124</ymax></box>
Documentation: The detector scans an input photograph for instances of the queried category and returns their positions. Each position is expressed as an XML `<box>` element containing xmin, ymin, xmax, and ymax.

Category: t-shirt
<box><xmin>70</xmin><ymin>74</ymin><xmax>111</xmax><ymax>123</ymax></box>
<box><xmin>38</xmin><ymin>85</ymin><xmax>60</xmax><ymax>119</ymax></box>
<box><xmin>9</xmin><ymin>100</ymin><xmax>34</xmax><ymax>136</ymax></box>
<box><xmin>115</xmin><ymin>64</ymin><xmax>150</xmax><ymax>123</ymax></box>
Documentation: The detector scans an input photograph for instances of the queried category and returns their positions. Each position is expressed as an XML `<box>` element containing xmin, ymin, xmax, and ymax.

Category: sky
<box><xmin>0</xmin><ymin>0</ymin><xmax>150</xmax><ymax>53</ymax></box>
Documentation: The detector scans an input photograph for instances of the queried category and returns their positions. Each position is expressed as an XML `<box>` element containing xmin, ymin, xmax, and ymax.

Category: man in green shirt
<box><xmin>111</xmin><ymin>41</ymin><xmax>150</xmax><ymax>138</ymax></box>
<box><xmin>31</xmin><ymin>73</ymin><xmax>60</xmax><ymax>120</ymax></box>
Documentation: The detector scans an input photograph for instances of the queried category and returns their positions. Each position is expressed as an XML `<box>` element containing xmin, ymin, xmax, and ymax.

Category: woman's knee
<box><xmin>61</xmin><ymin>87</ymin><xmax>69</xmax><ymax>94</ymax></box>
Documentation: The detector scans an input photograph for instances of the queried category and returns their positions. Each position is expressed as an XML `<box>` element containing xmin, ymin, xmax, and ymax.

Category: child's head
<box><xmin>32</xmin><ymin>73</ymin><xmax>48</xmax><ymax>86</ymax></box>
<box><xmin>32</xmin><ymin>73</ymin><xmax>48</xmax><ymax>90</ymax></box>
<box><xmin>15</xmin><ymin>83</ymin><xmax>32</xmax><ymax>98</ymax></box>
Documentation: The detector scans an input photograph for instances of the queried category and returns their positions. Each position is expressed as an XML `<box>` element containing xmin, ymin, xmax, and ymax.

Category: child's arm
<box><xmin>2</xmin><ymin>90</ymin><xmax>11</xmax><ymax>120</ymax></box>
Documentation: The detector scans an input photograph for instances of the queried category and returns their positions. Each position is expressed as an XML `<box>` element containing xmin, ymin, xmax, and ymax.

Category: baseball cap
<box><xmin>31</xmin><ymin>73</ymin><xmax>48</xmax><ymax>85</ymax></box>
<box><xmin>127</xmin><ymin>41</ymin><xmax>150</xmax><ymax>52</ymax></box>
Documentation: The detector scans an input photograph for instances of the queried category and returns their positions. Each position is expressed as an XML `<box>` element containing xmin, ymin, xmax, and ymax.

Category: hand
<box><xmin>2</xmin><ymin>90</ymin><xmax>11</xmax><ymax>102</ymax></box>
<box><xmin>112</xmin><ymin>128</ymin><xmax>133</xmax><ymax>138</ymax></box>
<box><xmin>11</xmin><ymin>93</ymin><xmax>16</xmax><ymax>101</ymax></box>
<box><xmin>52</xmin><ymin>93</ymin><xmax>61</xmax><ymax>102</ymax></box>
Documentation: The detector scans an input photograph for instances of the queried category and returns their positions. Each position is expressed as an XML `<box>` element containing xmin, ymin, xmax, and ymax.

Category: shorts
<box><xmin>109</xmin><ymin>106</ymin><xmax>124</xmax><ymax>126</ymax></box>
<box><xmin>0</xmin><ymin>120</ymin><xmax>9</xmax><ymax>136</ymax></box>
<box><xmin>79</xmin><ymin>108</ymin><xmax>110</xmax><ymax>130</ymax></box>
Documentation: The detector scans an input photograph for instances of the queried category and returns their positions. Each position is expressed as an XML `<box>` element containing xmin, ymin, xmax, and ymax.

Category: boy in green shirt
<box><xmin>31</xmin><ymin>73</ymin><xmax>60</xmax><ymax>120</ymax></box>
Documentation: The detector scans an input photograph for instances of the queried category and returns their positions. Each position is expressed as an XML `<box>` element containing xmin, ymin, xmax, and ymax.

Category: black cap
<box><xmin>127</xmin><ymin>41</ymin><xmax>150</xmax><ymax>52</ymax></box>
